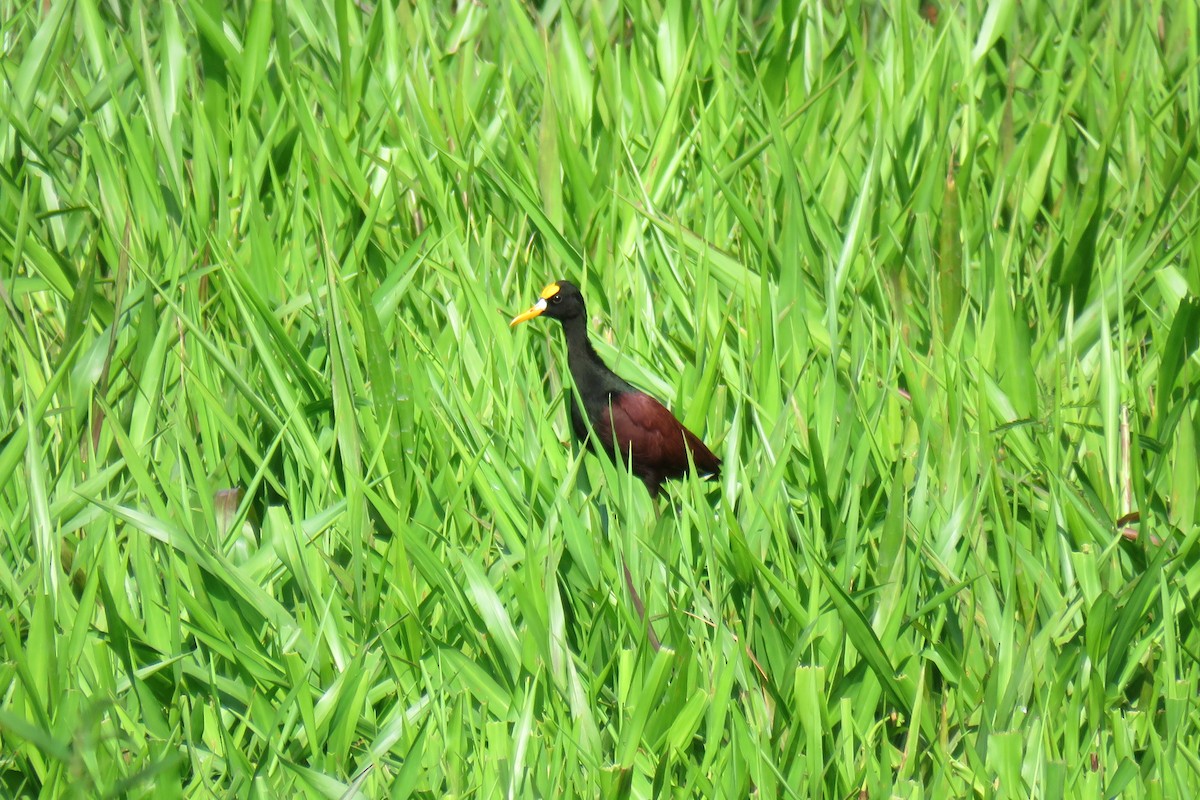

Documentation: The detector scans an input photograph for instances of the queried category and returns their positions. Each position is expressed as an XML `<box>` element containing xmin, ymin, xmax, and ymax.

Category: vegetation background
<box><xmin>2</xmin><ymin>0</ymin><xmax>1198</xmax><ymax>797</ymax></box>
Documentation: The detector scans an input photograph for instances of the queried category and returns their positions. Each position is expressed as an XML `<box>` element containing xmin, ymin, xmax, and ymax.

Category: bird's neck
<box><xmin>560</xmin><ymin>315</ymin><xmax>628</xmax><ymax>399</ymax></box>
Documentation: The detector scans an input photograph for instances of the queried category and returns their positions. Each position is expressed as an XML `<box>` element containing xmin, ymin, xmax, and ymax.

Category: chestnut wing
<box><xmin>599</xmin><ymin>391</ymin><xmax>721</xmax><ymax>477</ymax></box>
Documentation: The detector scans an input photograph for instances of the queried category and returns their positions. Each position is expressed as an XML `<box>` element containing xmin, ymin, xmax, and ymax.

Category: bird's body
<box><xmin>511</xmin><ymin>281</ymin><xmax>720</xmax><ymax>497</ymax></box>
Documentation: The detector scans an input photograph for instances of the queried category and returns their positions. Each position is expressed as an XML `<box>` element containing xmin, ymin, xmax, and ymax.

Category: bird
<box><xmin>509</xmin><ymin>280</ymin><xmax>721</xmax><ymax>497</ymax></box>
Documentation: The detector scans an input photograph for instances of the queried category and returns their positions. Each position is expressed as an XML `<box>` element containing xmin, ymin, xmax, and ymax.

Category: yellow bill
<box><xmin>509</xmin><ymin>283</ymin><xmax>561</xmax><ymax>327</ymax></box>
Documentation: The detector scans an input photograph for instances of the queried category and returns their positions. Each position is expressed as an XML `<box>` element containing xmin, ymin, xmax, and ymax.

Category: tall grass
<box><xmin>1</xmin><ymin>0</ymin><xmax>1198</xmax><ymax>796</ymax></box>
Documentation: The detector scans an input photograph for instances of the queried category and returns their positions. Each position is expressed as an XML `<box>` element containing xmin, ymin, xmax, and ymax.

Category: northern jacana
<box><xmin>510</xmin><ymin>280</ymin><xmax>721</xmax><ymax>497</ymax></box>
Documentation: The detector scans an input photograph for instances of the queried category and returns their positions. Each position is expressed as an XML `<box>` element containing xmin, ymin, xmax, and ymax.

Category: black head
<box><xmin>509</xmin><ymin>280</ymin><xmax>587</xmax><ymax>326</ymax></box>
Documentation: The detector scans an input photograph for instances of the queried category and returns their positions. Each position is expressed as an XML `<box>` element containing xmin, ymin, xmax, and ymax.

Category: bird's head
<box><xmin>509</xmin><ymin>280</ymin><xmax>586</xmax><ymax>326</ymax></box>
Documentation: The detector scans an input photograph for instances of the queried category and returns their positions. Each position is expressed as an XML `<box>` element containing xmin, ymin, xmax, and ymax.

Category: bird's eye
<box><xmin>551</xmin><ymin>295</ymin><xmax>562</xmax><ymax>304</ymax></box>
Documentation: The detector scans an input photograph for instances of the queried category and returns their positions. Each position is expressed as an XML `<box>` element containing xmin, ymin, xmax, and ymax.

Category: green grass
<box><xmin>2</xmin><ymin>0</ymin><xmax>1199</xmax><ymax>796</ymax></box>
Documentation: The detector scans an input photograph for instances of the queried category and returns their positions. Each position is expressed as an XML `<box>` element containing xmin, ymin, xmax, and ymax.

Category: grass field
<box><xmin>2</xmin><ymin>0</ymin><xmax>1200</xmax><ymax>796</ymax></box>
